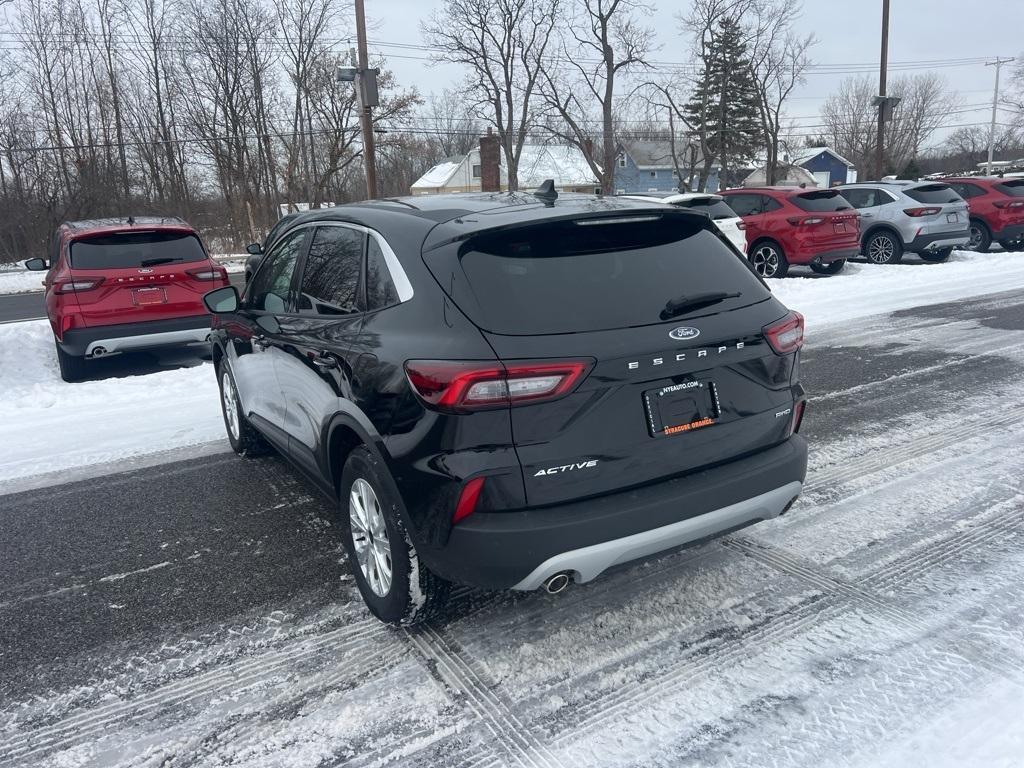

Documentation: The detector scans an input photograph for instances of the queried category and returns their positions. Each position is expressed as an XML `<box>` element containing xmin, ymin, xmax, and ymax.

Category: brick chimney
<box><xmin>479</xmin><ymin>128</ymin><xmax>501</xmax><ymax>192</ymax></box>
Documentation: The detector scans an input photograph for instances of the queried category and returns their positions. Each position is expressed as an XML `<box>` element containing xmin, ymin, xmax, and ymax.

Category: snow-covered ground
<box><xmin>773</xmin><ymin>250</ymin><xmax>1024</xmax><ymax>330</ymax></box>
<box><xmin>0</xmin><ymin>320</ymin><xmax>224</xmax><ymax>484</ymax></box>
<box><xmin>0</xmin><ymin>255</ymin><xmax>245</xmax><ymax>296</ymax></box>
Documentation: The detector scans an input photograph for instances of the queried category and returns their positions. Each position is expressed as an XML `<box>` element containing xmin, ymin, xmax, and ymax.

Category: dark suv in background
<box><xmin>203</xmin><ymin>190</ymin><xmax>809</xmax><ymax>625</ymax></box>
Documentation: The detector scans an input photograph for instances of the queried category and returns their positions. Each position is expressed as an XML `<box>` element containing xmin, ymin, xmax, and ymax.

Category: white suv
<box><xmin>620</xmin><ymin>193</ymin><xmax>747</xmax><ymax>253</ymax></box>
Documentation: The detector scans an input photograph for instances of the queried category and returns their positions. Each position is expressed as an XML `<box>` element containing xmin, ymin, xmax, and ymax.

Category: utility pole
<box><xmin>985</xmin><ymin>57</ymin><xmax>1014</xmax><ymax>175</ymax></box>
<box><xmin>874</xmin><ymin>0</ymin><xmax>890</xmax><ymax>181</ymax></box>
<box><xmin>354</xmin><ymin>0</ymin><xmax>378</xmax><ymax>199</ymax></box>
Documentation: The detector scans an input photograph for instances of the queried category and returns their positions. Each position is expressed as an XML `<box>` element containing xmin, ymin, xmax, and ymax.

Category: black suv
<box><xmin>203</xmin><ymin>189</ymin><xmax>808</xmax><ymax>625</ymax></box>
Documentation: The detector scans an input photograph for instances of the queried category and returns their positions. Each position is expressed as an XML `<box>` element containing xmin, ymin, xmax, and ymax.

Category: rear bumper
<box><xmin>907</xmin><ymin>229</ymin><xmax>970</xmax><ymax>252</ymax></box>
<box><xmin>993</xmin><ymin>223</ymin><xmax>1024</xmax><ymax>243</ymax></box>
<box><xmin>59</xmin><ymin>314</ymin><xmax>212</xmax><ymax>357</ymax></box>
<box><xmin>431</xmin><ymin>435</ymin><xmax>807</xmax><ymax>589</ymax></box>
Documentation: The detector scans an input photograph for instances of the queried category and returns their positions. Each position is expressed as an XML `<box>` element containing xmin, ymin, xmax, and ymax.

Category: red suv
<box><xmin>721</xmin><ymin>187</ymin><xmax>861</xmax><ymax>278</ymax></box>
<box><xmin>25</xmin><ymin>217</ymin><xmax>229</xmax><ymax>381</ymax></box>
<box><xmin>943</xmin><ymin>177</ymin><xmax>1024</xmax><ymax>252</ymax></box>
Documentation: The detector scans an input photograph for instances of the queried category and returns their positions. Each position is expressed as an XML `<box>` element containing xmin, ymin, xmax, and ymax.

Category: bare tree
<box><xmin>747</xmin><ymin>0</ymin><xmax>814</xmax><ymax>185</ymax></box>
<box><xmin>540</xmin><ymin>0</ymin><xmax>654</xmax><ymax>193</ymax></box>
<box><xmin>422</xmin><ymin>89</ymin><xmax>482</xmax><ymax>158</ymax></box>
<box><xmin>423</xmin><ymin>0</ymin><xmax>559</xmax><ymax>190</ymax></box>
<box><xmin>822</xmin><ymin>73</ymin><xmax>960</xmax><ymax>177</ymax></box>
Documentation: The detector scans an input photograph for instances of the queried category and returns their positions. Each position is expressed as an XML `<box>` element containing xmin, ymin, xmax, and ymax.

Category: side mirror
<box><xmin>246</xmin><ymin>243</ymin><xmax>262</xmax><ymax>255</ymax></box>
<box><xmin>25</xmin><ymin>258</ymin><xmax>48</xmax><ymax>271</ymax></box>
<box><xmin>203</xmin><ymin>285</ymin><xmax>239</xmax><ymax>314</ymax></box>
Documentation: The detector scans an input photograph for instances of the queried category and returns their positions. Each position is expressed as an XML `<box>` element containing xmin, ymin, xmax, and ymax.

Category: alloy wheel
<box><xmin>867</xmin><ymin>235</ymin><xmax>895</xmax><ymax>263</ymax></box>
<box><xmin>221</xmin><ymin>370</ymin><xmax>240</xmax><ymax>440</ymax></box>
<box><xmin>349</xmin><ymin>478</ymin><xmax>392</xmax><ymax>597</ymax></box>
<box><xmin>967</xmin><ymin>225</ymin><xmax>984</xmax><ymax>251</ymax></box>
<box><xmin>751</xmin><ymin>245</ymin><xmax>779</xmax><ymax>277</ymax></box>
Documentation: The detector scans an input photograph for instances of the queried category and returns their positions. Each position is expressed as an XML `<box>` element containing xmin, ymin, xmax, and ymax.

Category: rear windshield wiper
<box><xmin>139</xmin><ymin>257</ymin><xmax>183</xmax><ymax>267</ymax></box>
<box><xmin>660</xmin><ymin>291</ymin><xmax>741</xmax><ymax>321</ymax></box>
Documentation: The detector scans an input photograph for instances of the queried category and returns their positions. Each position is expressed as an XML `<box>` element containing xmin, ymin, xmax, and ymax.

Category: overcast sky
<box><xmin>368</xmin><ymin>0</ymin><xmax>1021</xmax><ymax>144</ymax></box>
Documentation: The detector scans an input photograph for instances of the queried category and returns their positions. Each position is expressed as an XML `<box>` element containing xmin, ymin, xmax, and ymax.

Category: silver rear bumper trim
<box><xmin>510</xmin><ymin>481</ymin><xmax>803</xmax><ymax>591</ymax></box>
<box><xmin>85</xmin><ymin>328</ymin><xmax>212</xmax><ymax>357</ymax></box>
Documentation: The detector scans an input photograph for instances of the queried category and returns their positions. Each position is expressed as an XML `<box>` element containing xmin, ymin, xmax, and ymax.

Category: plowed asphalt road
<box><xmin>1</xmin><ymin>289</ymin><xmax>1023</xmax><ymax>767</ymax></box>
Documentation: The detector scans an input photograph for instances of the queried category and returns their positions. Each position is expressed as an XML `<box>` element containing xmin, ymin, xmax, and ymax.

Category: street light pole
<box><xmin>875</xmin><ymin>0</ymin><xmax>890</xmax><ymax>181</ymax></box>
<box><xmin>985</xmin><ymin>57</ymin><xmax>1014</xmax><ymax>175</ymax></box>
<box><xmin>354</xmin><ymin>0</ymin><xmax>378</xmax><ymax>199</ymax></box>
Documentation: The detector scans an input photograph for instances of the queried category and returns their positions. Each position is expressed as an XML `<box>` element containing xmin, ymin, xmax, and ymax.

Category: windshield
<box><xmin>427</xmin><ymin>215</ymin><xmax>770</xmax><ymax>335</ymax></box>
<box><xmin>70</xmin><ymin>231</ymin><xmax>206</xmax><ymax>269</ymax></box>
<box><xmin>791</xmin><ymin>190</ymin><xmax>853</xmax><ymax>212</ymax></box>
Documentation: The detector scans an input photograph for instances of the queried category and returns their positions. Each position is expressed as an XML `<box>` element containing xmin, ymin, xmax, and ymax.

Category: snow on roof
<box><xmin>791</xmin><ymin>146</ymin><xmax>855</xmax><ymax>168</ymax></box>
<box><xmin>742</xmin><ymin>164</ymin><xmax>818</xmax><ymax>187</ymax></box>
<box><xmin>516</xmin><ymin>144</ymin><xmax>599</xmax><ymax>188</ymax></box>
<box><xmin>411</xmin><ymin>156</ymin><xmax>464</xmax><ymax>189</ymax></box>
<box><xmin>619</xmin><ymin>139</ymin><xmax>680</xmax><ymax>169</ymax></box>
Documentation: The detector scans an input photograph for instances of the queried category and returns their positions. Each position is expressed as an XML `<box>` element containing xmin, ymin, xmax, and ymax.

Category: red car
<box><xmin>720</xmin><ymin>187</ymin><xmax>861</xmax><ymax>278</ymax></box>
<box><xmin>25</xmin><ymin>216</ymin><xmax>229</xmax><ymax>382</ymax></box>
<box><xmin>942</xmin><ymin>176</ymin><xmax>1024</xmax><ymax>252</ymax></box>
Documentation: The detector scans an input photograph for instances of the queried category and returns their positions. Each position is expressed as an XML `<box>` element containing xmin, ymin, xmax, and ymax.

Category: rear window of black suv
<box><xmin>426</xmin><ymin>214</ymin><xmax>771</xmax><ymax>335</ymax></box>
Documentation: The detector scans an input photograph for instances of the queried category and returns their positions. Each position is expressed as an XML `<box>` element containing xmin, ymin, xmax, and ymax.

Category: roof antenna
<box><xmin>533</xmin><ymin>179</ymin><xmax>557</xmax><ymax>205</ymax></box>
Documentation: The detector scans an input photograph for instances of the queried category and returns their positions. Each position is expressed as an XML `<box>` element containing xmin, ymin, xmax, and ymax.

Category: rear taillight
<box><xmin>903</xmin><ymin>207</ymin><xmax>941</xmax><ymax>217</ymax></box>
<box><xmin>789</xmin><ymin>399</ymin><xmax>806</xmax><ymax>436</ymax></box>
<box><xmin>993</xmin><ymin>200</ymin><xmax>1024</xmax><ymax>209</ymax></box>
<box><xmin>404</xmin><ymin>359</ymin><xmax>593</xmax><ymax>412</ymax></box>
<box><xmin>786</xmin><ymin>216</ymin><xmax>824</xmax><ymax>226</ymax></box>
<box><xmin>453</xmin><ymin>477</ymin><xmax>486</xmax><ymax>524</ymax></box>
<box><xmin>763</xmin><ymin>311</ymin><xmax>805</xmax><ymax>355</ymax></box>
<box><xmin>54</xmin><ymin>277</ymin><xmax>104</xmax><ymax>293</ymax></box>
<box><xmin>187</xmin><ymin>265</ymin><xmax>229</xmax><ymax>281</ymax></box>
<box><xmin>735</xmin><ymin>221</ymin><xmax>747</xmax><ymax>230</ymax></box>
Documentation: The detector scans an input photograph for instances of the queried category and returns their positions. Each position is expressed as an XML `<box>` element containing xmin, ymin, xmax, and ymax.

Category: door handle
<box><xmin>312</xmin><ymin>352</ymin><xmax>337</xmax><ymax>370</ymax></box>
<box><xmin>860</xmin><ymin>212</ymin><xmax>873</xmax><ymax>218</ymax></box>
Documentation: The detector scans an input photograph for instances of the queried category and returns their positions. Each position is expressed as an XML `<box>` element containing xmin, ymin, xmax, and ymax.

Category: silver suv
<box><xmin>837</xmin><ymin>181</ymin><xmax>970</xmax><ymax>264</ymax></box>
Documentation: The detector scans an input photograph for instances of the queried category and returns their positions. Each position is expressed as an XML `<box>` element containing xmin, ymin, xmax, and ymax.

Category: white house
<box><xmin>411</xmin><ymin>144</ymin><xmax>600</xmax><ymax>194</ymax></box>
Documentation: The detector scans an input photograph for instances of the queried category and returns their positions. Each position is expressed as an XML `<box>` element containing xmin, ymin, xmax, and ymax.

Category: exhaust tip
<box><xmin>542</xmin><ymin>572</ymin><xmax>572</xmax><ymax>595</ymax></box>
<box><xmin>91</xmin><ymin>346</ymin><xmax>107</xmax><ymax>357</ymax></box>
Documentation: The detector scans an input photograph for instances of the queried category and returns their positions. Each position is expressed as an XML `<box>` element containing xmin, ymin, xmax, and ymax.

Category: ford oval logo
<box><xmin>137</xmin><ymin>268</ymin><xmax>153</xmax><ymax>274</ymax></box>
<box><xmin>669</xmin><ymin>326</ymin><xmax>700</xmax><ymax>341</ymax></box>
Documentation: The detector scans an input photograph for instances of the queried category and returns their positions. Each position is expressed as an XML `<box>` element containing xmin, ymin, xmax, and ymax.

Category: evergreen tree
<box><xmin>684</xmin><ymin>18</ymin><xmax>764</xmax><ymax>187</ymax></box>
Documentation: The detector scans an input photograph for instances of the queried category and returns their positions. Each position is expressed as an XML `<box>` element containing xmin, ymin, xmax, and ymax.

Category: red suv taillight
<box><xmin>763</xmin><ymin>311</ymin><xmax>805</xmax><ymax>355</ymax></box>
<box><xmin>993</xmin><ymin>200</ymin><xmax>1024</xmax><ymax>209</ymax></box>
<box><xmin>903</xmin><ymin>207</ymin><xmax>941</xmax><ymax>217</ymax></box>
<box><xmin>404</xmin><ymin>359</ymin><xmax>593</xmax><ymax>413</ymax></box>
<box><xmin>786</xmin><ymin>216</ymin><xmax>824</xmax><ymax>226</ymax></box>
<box><xmin>187</xmin><ymin>265</ymin><xmax>229</xmax><ymax>281</ymax></box>
<box><xmin>54</xmin><ymin>277</ymin><xmax>104</xmax><ymax>293</ymax></box>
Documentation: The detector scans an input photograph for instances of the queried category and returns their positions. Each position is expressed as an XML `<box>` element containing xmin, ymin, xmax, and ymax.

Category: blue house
<box><xmin>613</xmin><ymin>140</ymin><xmax>685</xmax><ymax>194</ymax></box>
<box><xmin>791</xmin><ymin>147</ymin><xmax>856</xmax><ymax>187</ymax></box>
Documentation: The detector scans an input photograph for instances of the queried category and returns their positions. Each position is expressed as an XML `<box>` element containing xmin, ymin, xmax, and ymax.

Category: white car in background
<box><xmin>620</xmin><ymin>193</ymin><xmax>748</xmax><ymax>253</ymax></box>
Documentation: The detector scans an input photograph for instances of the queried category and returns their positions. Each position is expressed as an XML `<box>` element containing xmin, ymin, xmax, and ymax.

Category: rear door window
<box><xmin>995</xmin><ymin>179</ymin><xmax>1024</xmax><ymax>197</ymax></box>
<box><xmin>69</xmin><ymin>231</ymin><xmax>206</xmax><ymax>269</ymax></box>
<box><xmin>839</xmin><ymin>188</ymin><xmax>882</xmax><ymax>208</ymax></box>
<box><xmin>426</xmin><ymin>215</ymin><xmax>772</xmax><ymax>335</ymax></box>
<box><xmin>791</xmin><ymin>190</ymin><xmax>853</xmax><ymax>212</ymax></box>
<box><xmin>724</xmin><ymin>194</ymin><xmax>761</xmax><ymax>216</ymax></box>
<box><xmin>904</xmin><ymin>184</ymin><xmax>961</xmax><ymax>204</ymax></box>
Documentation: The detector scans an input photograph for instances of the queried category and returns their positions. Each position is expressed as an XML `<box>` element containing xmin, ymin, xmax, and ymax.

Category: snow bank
<box><xmin>0</xmin><ymin>320</ymin><xmax>225</xmax><ymax>484</ymax></box>
<box><xmin>0</xmin><ymin>267</ymin><xmax>46</xmax><ymax>295</ymax></box>
<box><xmin>772</xmin><ymin>250</ymin><xmax>1024</xmax><ymax>330</ymax></box>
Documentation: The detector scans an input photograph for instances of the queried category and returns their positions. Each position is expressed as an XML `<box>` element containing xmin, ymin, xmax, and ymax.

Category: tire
<box><xmin>967</xmin><ymin>220</ymin><xmax>992</xmax><ymax>252</ymax></box>
<box><xmin>217</xmin><ymin>362</ymin><xmax>269</xmax><ymax>456</ymax></box>
<box><xmin>339</xmin><ymin>446</ymin><xmax>450</xmax><ymax>626</ymax></box>
<box><xmin>919</xmin><ymin>248</ymin><xmax>952</xmax><ymax>263</ymax></box>
<box><xmin>998</xmin><ymin>239</ymin><xmax>1024</xmax><ymax>252</ymax></box>
<box><xmin>809</xmin><ymin>259</ymin><xmax>846</xmax><ymax>275</ymax></box>
<box><xmin>55</xmin><ymin>337</ymin><xmax>86</xmax><ymax>382</ymax></box>
<box><xmin>864</xmin><ymin>230</ymin><xmax>903</xmax><ymax>264</ymax></box>
<box><xmin>749</xmin><ymin>241</ymin><xmax>789</xmax><ymax>278</ymax></box>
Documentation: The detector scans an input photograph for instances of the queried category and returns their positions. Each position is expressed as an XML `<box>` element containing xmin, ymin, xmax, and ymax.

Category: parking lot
<box><xmin>2</xmin><ymin>253</ymin><xmax>1023</xmax><ymax>767</ymax></box>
